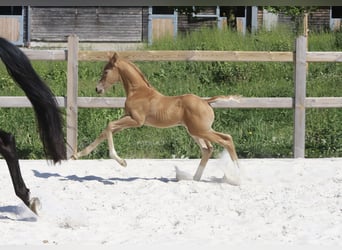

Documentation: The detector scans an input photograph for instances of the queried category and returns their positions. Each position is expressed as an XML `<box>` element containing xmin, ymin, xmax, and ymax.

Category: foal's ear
<box><xmin>107</xmin><ymin>52</ymin><xmax>119</xmax><ymax>65</ymax></box>
<box><xmin>109</xmin><ymin>52</ymin><xmax>119</xmax><ymax>65</ymax></box>
<box><xmin>110</xmin><ymin>52</ymin><xmax>120</xmax><ymax>64</ymax></box>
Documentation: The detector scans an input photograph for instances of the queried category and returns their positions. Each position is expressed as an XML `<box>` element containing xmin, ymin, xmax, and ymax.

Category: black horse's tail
<box><xmin>0</xmin><ymin>37</ymin><xmax>66</xmax><ymax>163</ymax></box>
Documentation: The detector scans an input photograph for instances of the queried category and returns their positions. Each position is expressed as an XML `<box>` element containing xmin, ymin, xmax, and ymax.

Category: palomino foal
<box><xmin>73</xmin><ymin>53</ymin><xmax>240</xmax><ymax>183</ymax></box>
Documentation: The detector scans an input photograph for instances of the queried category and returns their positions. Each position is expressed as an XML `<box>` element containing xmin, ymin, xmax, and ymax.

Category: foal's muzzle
<box><xmin>96</xmin><ymin>87</ymin><xmax>105</xmax><ymax>94</ymax></box>
<box><xmin>95</xmin><ymin>83</ymin><xmax>105</xmax><ymax>94</ymax></box>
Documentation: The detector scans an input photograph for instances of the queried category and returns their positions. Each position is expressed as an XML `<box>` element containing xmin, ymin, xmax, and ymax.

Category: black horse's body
<box><xmin>0</xmin><ymin>37</ymin><xmax>66</xmax><ymax>213</ymax></box>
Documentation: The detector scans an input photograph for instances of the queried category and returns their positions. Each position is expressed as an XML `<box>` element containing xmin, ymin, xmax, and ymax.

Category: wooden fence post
<box><xmin>66</xmin><ymin>35</ymin><xmax>79</xmax><ymax>159</ymax></box>
<box><xmin>294</xmin><ymin>36</ymin><xmax>307</xmax><ymax>158</ymax></box>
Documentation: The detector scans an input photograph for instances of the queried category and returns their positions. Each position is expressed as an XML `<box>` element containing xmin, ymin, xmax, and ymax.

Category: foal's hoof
<box><xmin>223</xmin><ymin>175</ymin><xmax>241</xmax><ymax>186</ymax></box>
<box><xmin>70</xmin><ymin>154</ymin><xmax>78</xmax><ymax>160</ymax></box>
<box><xmin>29</xmin><ymin>197</ymin><xmax>41</xmax><ymax>215</ymax></box>
<box><xmin>118</xmin><ymin>159</ymin><xmax>127</xmax><ymax>167</ymax></box>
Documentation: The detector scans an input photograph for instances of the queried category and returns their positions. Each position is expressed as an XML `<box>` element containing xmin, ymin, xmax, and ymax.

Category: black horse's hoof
<box><xmin>29</xmin><ymin>197</ymin><xmax>41</xmax><ymax>215</ymax></box>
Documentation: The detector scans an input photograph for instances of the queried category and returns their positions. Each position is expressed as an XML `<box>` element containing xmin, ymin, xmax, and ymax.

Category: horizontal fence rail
<box><xmin>4</xmin><ymin>96</ymin><xmax>342</xmax><ymax>109</ymax></box>
<box><xmin>21</xmin><ymin>49</ymin><xmax>342</xmax><ymax>63</ymax></box>
<box><xmin>1</xmin><ymin>35</ymin><xmax>342</xmax><ymax>158</ymax></box>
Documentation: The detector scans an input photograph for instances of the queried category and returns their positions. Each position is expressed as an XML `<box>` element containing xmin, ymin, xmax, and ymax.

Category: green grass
<box><xmin>0</xmin><ymin>27</ymin><xmax>341</xmax><ymax>159</ymax></box>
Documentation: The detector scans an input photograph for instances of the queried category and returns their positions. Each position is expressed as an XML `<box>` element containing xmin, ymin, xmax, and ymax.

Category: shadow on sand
<box><xmin>32</xmin><ymin>169</ymin><xmax>177</xmax><ymax>185</ymax></box>
<box><xmin>0</xmin><ymin>205</ymin><xmax>37</xmax><ymax>222</ymax></box>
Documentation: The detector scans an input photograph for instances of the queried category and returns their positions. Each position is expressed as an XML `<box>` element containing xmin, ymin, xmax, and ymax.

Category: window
<box><xmin>152</xmin><ymin>7</ymin><xmax>174</xmax><ymax>15</ymax></box>
<box><xmin>0</xmin><ymin>6</ymin><xmax>22</xmax><ymax>15</ymax></box>
<box><xmin>332</xmin><ymin>6</ymin><xmax>342</xmax><ymax>18</ymax></box>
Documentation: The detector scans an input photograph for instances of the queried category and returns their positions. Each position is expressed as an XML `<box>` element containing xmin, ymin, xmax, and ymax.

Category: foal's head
<box><xmin>96</xmin><ymin>53</ymin><xmax>122</xmax><ymax>94</ymax></box>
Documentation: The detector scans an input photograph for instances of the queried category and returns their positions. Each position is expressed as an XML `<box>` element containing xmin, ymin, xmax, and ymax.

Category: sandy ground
<box><xmin>0</xmin><ymin>156</ymin><xmax>341</xmax><ymax>248</ymax></box>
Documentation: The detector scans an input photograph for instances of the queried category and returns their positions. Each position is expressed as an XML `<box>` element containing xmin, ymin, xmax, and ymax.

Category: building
<box><xmin>0</xmin><ymin>6</ymin><xmax>341</xmax><ymax>48</ymax></box>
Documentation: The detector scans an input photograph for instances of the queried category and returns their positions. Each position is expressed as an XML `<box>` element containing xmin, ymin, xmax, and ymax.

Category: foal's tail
<box><xmin>0</xmin><ymin>37</ymin><xmax>66</xmax><ymax>163</ymax></box>
<box><xmin>205</xmin><ymin>95</ymin><xmax>242</xmax><ymax>104</ymax></box>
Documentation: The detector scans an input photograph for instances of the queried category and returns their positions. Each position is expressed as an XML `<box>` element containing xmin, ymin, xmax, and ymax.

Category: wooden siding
<box><xmin>30</xmin><ymin>7</ymin><xmax>143</xmax><ymax>42</ymax></box>
<box><xmin>309</xmin><ymin>7</ymin><xmax>331</xmax><ymax>31</ymax></box>
<box><xmin>263</xmin><ymin>7</ymin><xmax>333</xmax><ymax>32</ymax></box>
<box><xmin>257</xmin><ymin>7</ymin><xmax>264</xmax><ymax>28</ymax></box>
<box><xmin>178</xmin><ymin>7</ymin><xmax>218</xmax><ymax>34</ymax></box>
<box><xmin>22</xmin><ymin>6</ymin><xmax>340</xmax><ymax>44</ymax></box>
<box><xmin>142</xmin><ymin>7</ymin><xmax>149</xmax><ymax>42</ymax></box>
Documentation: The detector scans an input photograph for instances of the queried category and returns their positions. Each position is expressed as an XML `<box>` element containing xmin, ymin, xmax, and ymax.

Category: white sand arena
<box><xmin>0</xmin><ymin>156</ymin><xmax>341</xmax><ymax>248</ymax></box>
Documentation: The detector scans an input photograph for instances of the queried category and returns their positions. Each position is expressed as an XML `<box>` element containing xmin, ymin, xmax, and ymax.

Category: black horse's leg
<box><xmin>0</xmin><ymin>130</ymin><xmax>32</xmax><ymax>209</ymax></box>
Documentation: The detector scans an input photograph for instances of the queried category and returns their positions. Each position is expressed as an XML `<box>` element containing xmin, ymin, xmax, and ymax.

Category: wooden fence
<box><xmin>1</xmin><ymin>35</ymin><xmax>342</xmax><ymax>158</ymax></box>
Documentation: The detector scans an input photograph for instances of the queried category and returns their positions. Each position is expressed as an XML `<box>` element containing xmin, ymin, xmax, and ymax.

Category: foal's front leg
<box><xmin>73</xmin><ymin>116</ymin><xmax>141</xmax><ymax>167</ymax></box>
<box><xmin>106</xmin><ymin>116</ymin><xmax>143</xmax><ymax>166</ymax></box>
<box><xmin>192</xmin><ymin>137</ymin><xmax>213</xmax><ymax>181</ymax></box>
<box><xmin>107</xmin><ymin>130</ymin><xmax>127</xmax><ymax>167</ymax></box>
<box><xmin>71</xmin><ymin>130</ymin><xmax>107</xmax><ymax>160</ymax></box>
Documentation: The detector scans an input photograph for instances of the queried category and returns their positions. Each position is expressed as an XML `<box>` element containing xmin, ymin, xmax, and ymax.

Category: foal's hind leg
<box><xmin>192</xmin><ymin>136</ymin><xmax>213</xmax><ymax>181</ymax></box>
<box><xmin>0</xmin><ymin>130</ymin><xmax>40</xmax><ymax>214</ymax></box>
<box><xmin>197</xmin><ymin>130</ymin><xmax>241</xmax><ymax>185</ymax></box>
<box><xmin>205</xmin><ymin>131</ymin><xmax>239</xmax><ymax>163</ymax></box>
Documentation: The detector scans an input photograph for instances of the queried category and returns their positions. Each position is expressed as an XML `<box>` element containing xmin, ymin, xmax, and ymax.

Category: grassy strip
<box><xmin>0</xmin><ymin>27</ymin><xmax>341</xmax><ymax>159</ymax></box>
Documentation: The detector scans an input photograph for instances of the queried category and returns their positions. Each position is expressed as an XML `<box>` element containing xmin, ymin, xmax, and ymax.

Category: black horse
<box><xmin>0</xmin><ymin>37</ymin><xmax>66</xmax><ymax>214</ymax></box>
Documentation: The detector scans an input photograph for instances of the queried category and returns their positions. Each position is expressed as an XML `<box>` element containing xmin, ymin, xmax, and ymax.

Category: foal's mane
<box><xmin>122</xmin><ymin>58</ymin><xmax>154</xmax><ymax>88</ymax></box>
